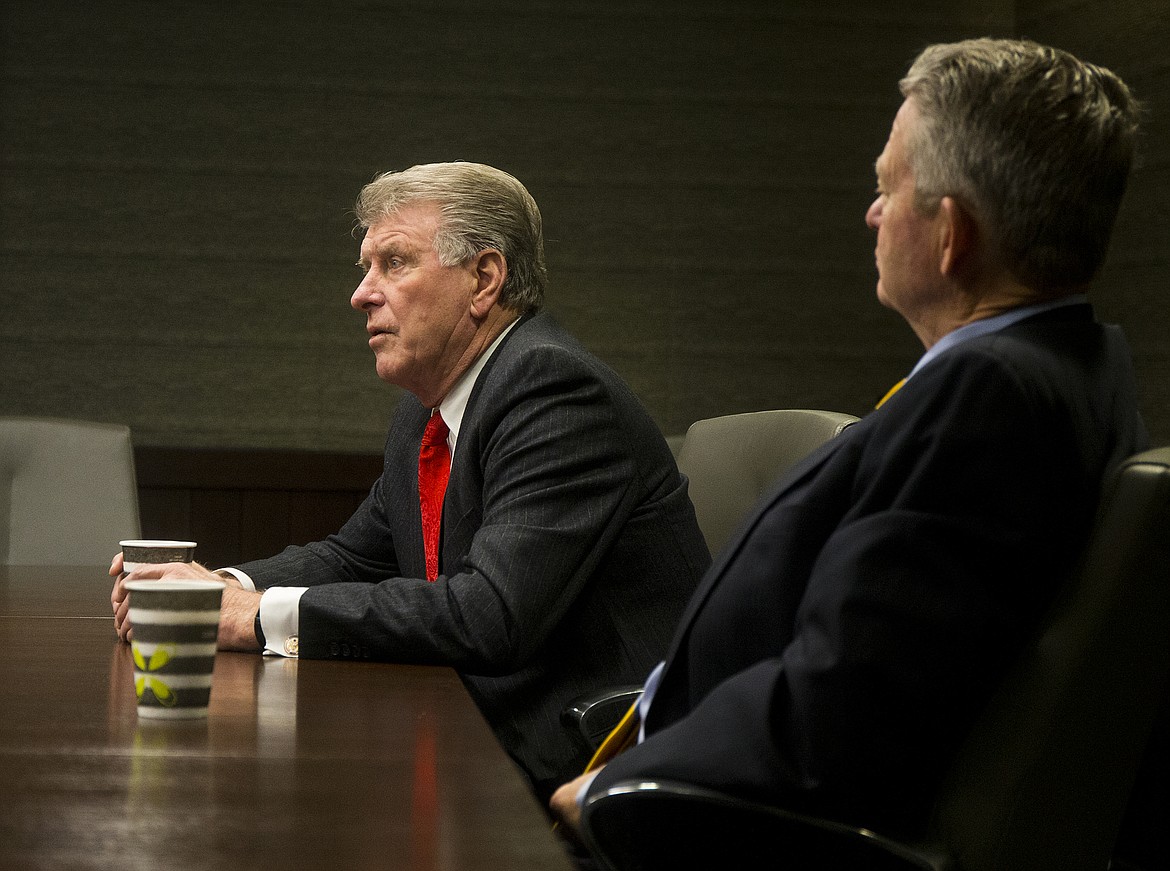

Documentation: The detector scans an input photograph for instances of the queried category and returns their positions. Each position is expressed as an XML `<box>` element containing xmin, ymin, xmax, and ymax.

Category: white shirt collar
<box><xmin>436</xmin><ymin>317</ymin><xmax>521</xmax><ymax>459</ymax></box>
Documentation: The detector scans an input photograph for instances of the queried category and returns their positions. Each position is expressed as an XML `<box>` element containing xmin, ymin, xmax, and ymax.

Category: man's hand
<box><xmin>549</xmin><ymin>768</ymin><xmax>602</xmax><ymax>836</ymax></box>
<box><xmin>109</xmin><ymin>555</ymin><xmax>257</xmax><ymax>650</ymax></box>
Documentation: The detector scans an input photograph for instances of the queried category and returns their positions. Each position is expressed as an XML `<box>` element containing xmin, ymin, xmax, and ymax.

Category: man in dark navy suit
<box><xmin>552</xmin><ymin>37</ymin><xmax>1148</xmax><ymax>841</ymax></box>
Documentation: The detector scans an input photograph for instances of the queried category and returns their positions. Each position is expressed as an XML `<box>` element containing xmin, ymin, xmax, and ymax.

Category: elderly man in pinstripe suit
<box><xmin>112</xmin><ymin>162</ymin><xmax>711</xmax><ymax>799</ymax></box>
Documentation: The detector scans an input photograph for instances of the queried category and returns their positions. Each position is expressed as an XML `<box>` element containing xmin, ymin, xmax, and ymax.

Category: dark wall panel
<box><xmin>1016</xmin><ymin>0</ymin><xmax>1170</xmax><ymax>443</ymax></box>
<box><xmin>13</xmin><ymin>1</ymin><xmax>1166</xmax><ymax>454</ymax></box>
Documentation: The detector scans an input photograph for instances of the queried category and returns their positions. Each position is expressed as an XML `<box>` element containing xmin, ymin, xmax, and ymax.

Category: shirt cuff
<box><xmin>636</xmin><ymin>661</ymin><xmax>665</xmax><ymax>743</ymax></box>
<box><xmin>257</xmin><ymin>586</ymin><xmax>306</xmax><ymax>657</ymax></box>
<box><xmin>215</xmin><ymin>567</ymin><xmax>256</xmax><ymax>591</ymax></box>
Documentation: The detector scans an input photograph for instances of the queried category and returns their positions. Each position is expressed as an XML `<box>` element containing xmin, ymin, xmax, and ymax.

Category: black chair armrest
<box><xmin>561</xmin><ymin>685</ymin><xmax>643</xmax><ymax>753</ymax></box>
<box><xmin>582</xmin><ymin>779</ymin><xmax>949</xmax><ymax>871</ymax></box>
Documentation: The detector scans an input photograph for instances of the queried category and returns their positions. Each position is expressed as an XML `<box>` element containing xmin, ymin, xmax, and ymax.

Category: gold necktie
<box><xmin>875</xmin><ymin>377</ymin><xmax>906</xmax><ymax>410</ymax></box>
<box><xmin>583</xmin><ymin>700</ymin><xmax>641</xmax><ymax>774</ymax></box>
<box><xmin>550</xmin><ymin>698</ymin><xmax>642</xmax><ymax>831</ymax></box>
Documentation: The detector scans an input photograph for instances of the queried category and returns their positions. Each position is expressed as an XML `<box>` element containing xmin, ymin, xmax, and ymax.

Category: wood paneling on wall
<box><xmin>2</xmin><ymin>0</ymin><xmax>1019</xmax><ymax>450</ymax></box>
<box><xmin>134</xmin><ymin>447</ymin><xmax>383</xmax><ymax>569</ymax></box>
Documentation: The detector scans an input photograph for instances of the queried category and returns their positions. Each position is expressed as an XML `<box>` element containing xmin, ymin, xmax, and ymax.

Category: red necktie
<box><xmin>418</xmin><ymin>412</ymin><xmax>450</xmax><ymax>582</ymax></box>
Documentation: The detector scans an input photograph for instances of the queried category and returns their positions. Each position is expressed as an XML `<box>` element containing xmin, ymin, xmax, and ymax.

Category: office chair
<box><xmin>0</xmin><ymin>416</ymin><xmax>141</xmax><ymax>565</ymax></box>
<box><xmin>563</xmin><ymin>409</ymin><xmax>859</xmax><ymax>756</ymax></box>
<box><xmin>676</xmin><ymin>408</ymin><xmax>858</xmax><ymax>555</ymax></box>
<box><xmin>581</xmin><ymin>446</ymin><xmax>1170</xmax><ymax>871</ymax></box>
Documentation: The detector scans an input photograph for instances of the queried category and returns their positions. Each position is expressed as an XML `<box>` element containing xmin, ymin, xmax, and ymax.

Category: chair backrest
<box><xmin>928</xmin><ymin>446</ymin><xmax>1170</xmax><ymax>871</ymax></box>
<box><xmin>0</xmin><ymin>416</ymin><xmax>141</xmax><ymax>565</ymax></box>
<box><xmin>676</xmin><ymin>409</ymin><xmax>858</xmax><ymax>555</ymax></box>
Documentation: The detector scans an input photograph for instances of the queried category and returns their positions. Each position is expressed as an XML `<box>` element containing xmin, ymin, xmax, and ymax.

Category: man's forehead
<box><xmin>361</xmin><ymin>225</ymin><xmax>422</xmax><ymax>250</ymax></box>
<box><xmin>874</xmin><ymin>140</ymin><xmax>894</xmax><ymax>181</ymax></box>
<box><xmin>362</xmin><ymin>204</ymin><xmax>442</xmax><ymax>249</ymax></box>
<box><xmin>875</xmin><ymin>99</ymin><xmax>914</xmax><ymax>177</ymax></box>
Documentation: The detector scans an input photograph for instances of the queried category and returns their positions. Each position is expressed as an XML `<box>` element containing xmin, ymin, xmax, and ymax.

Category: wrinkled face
<box><xmin>865</xmin><ymin>99</ymin><xmax>943</xmax><ymax>325</ymax></box>
<box><xmin>351</xmin><ymin>202</ymin><xmax>479</xmax><ymax>398</ymax></box>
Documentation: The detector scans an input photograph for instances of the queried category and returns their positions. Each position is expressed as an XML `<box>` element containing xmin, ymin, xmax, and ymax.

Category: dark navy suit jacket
<box><xmin>590</xmin><ymin>304</ymin><xmax>1147</xmax><ymax>833</ymax></box>
<box><xmin>239</xmin><ymin>313</ymin><xmax>711</xmax><ymax>788</ymax></box>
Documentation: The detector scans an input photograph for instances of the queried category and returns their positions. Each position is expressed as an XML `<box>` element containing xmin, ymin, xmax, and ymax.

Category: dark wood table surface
<box><xmin>0</xmin><ymin>566</ymin><xmax>575</xmax><ymax>870</ymax></box>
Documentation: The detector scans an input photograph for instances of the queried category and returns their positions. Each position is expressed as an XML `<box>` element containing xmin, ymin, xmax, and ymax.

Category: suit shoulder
<box><xmin>470</xmin><ymin>314</ymin><xmax>664</xmax><ymax>445</ymax></box>
<box><xmin>493</xmin><ymin>313</ymin><xmax>631</xmax><ymax>389</ymax></box>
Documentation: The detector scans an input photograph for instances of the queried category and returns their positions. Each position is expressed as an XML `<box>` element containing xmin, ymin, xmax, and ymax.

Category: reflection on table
<box><xmin>0</xmin><ymin>566</ymin><xmax>573</xmax><ymax>870</ymax></box>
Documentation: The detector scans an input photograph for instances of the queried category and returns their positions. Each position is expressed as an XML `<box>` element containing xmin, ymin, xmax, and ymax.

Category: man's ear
<box><xmin>469</xmin><ymin>249</ymin><xmax>506</xmax><ymax>318</ymax></box>
<box><xmin>937</xmin><ymin>195</ymin><xmax>979</xmax><ymax>278</ymax></box>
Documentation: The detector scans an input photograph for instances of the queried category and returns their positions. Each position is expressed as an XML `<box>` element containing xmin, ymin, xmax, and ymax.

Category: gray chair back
<box><xmin>929</xmin><ymin>446</ymin><xmax>1170</xmax><ymax>871</ymax></box>
<box><xmin>0</xmin><ymin>416</ymin><xmax>141</xmax><ymax>565</ymax></box>
<box><xmin>676</xmin><ymin>409</ymin><xmax>858</xmax><ymax>555</ymax></box>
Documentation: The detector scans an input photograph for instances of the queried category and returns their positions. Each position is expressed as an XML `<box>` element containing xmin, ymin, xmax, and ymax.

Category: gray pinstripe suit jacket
<box><xmin>238</xmin><ymin>312</ymin><xmax>711</xmax><ymax>788</ymax></box>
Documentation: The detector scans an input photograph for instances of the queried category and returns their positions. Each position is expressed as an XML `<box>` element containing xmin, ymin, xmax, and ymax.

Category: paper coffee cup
<box><xmin>120</xmin><ymin>539</ymin><xmax>197</xmax><ymax>573</ymax></box>
<box><xmin>126</xmin><ymin>579</ymin><xmax>224</xmax><ymax>719</ymax></box>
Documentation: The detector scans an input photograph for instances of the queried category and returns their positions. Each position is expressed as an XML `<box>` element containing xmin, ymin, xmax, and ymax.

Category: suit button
<box><xmin>329</xmin><ymin>641</ymin><xmax>340</xmax><ymax>656</ymax></box>
<box><xmin>341</xmin><ymin>643</ymin><xmax>351</xmax><ymax>657</ymax></box>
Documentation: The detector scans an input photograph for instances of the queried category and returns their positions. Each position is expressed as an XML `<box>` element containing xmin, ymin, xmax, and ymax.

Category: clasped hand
<box><xmin>109</xmin><ymin>554</ymin><xmax>263</xmax><ymax>651</ymax></box>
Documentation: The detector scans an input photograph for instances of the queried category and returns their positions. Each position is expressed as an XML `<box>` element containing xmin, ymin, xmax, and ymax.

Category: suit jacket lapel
<box><xmin>441</xmin><ymin>312</ymin><xmax>537</xmax><ymax>554</ymax></box>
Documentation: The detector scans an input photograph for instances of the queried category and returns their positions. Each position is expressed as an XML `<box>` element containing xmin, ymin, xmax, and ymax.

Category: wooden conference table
<box><xmin>0</xmin><ymin>566</ymin><xmax>575</xmax><ymax>871</ymax></box>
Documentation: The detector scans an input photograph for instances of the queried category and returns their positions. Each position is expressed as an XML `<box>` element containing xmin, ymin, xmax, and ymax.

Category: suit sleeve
<box><xmin>590</xmin><ymin>348</ymin><xmax>1094</xmax><ymax>825</ymax></box>
<box><xmin>251</xmin><ymin>344</ymin><xmax>663</xmax><ymax>673</ymax></box>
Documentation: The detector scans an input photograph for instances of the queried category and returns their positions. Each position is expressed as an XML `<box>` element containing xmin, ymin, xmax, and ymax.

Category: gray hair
<box><xmin>355</xmin><ymin>162</ymin><xmax>547</xmax><ymax>313</ymax></box>
<box><xmin>900</xmin><ymin>38</ymin><xmax>1140</xmax><ymax>293</ymax></box>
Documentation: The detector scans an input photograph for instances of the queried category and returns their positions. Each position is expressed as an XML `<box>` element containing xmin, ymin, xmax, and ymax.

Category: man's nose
<box><xmin>865</xmin><ymin>197</ymin><xmax>882</xmax><ymax>229</ymax></box>
<box><xmin>351</xmin><ymin>275</ymin><xmax>378</xmax><ymax>311</ymax></box>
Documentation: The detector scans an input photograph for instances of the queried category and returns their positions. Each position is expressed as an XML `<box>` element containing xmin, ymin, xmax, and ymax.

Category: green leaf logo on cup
<box><xmin>125</xmin><ymin>580</ymin><xmax>225</xmax><ymax>719</ymax></box>
<box><xmin>133</xmin><ymin>645</ymin><xmax>178</xmax><ymax>707</ymax></box>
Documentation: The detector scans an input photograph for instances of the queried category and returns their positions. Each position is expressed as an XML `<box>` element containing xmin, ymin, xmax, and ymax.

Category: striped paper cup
<box><xmin>126</xmin><ymin>579</ymin><xmax>225</xmax><ymax>719</ymax></box>
<box><xmin>120</xmin><ymin>539</ymin><xmax>197</xmax><ymax>573</ymax></box>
